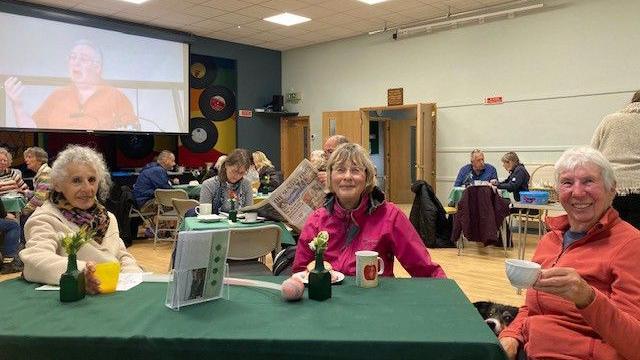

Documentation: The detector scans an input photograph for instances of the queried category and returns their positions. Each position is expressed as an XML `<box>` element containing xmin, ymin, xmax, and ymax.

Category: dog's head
<box><xmin>473</xmin><ymin>301</ymin><xmax>519</xmax><ymax>335</ymax></box>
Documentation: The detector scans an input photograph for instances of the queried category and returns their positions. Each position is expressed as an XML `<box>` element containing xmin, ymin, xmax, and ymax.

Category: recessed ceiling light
<box><xmin>357</xmin><ymin>0</ymin><xmax>388</xmax><ymax>4</ymax></box>
<box><xmin>117</xmin><ymin>0</ymin><xmax>151</xmax><ymax>4</ymax></box>
<box><xmin>263</xmin><ymin>12</ymin><xmax>311</xmax><ymax>26</ymax></box>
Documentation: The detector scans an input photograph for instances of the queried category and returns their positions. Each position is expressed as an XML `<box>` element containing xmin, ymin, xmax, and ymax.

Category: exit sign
<box><xmin>238</xmin><ymin>109</ymin><xmax>253</xmax><ymax>117</ymax></box>
<box><xmin>485</xmin><ymin>96</ymin><xmax>503</xmax><ymax>105</ymax></box>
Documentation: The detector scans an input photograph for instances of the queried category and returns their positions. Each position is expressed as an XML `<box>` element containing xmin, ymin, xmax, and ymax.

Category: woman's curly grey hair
<box><xmin>50</xmin><ymin>145</ymin><xmax>112</xmax><ymax>202</ymax></box>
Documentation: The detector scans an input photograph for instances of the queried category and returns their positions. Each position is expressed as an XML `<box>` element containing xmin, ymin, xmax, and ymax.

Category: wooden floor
<box><xmin>1</xmin><ymin>204</ymin><xmax>540</xmax><ymax>307</ymax></box>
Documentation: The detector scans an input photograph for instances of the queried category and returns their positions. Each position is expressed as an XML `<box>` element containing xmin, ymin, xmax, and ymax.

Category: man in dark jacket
<box><xmin>133</xmin><ymin>150</ymin><xmax>175</xmax><ymax>209</ymax></box>
<box><xmin>409</xmin><ymin>180</ymin><xmax>454</xmax><ymax>248</ymax></box>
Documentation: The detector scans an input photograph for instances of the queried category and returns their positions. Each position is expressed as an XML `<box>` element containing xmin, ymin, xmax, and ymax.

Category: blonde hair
<box><xmin>252</xmin><ymin>151</ymin><xmax>273</xmax><ymax>169</ymax></box>
<box><xmin>326</xmin><ymin>143</ymin><xmax>376</xmax><ymax>194</ymax></box>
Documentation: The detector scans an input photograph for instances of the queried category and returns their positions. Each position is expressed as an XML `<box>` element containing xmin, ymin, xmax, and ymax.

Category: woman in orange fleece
<box><xmin>499</xmin><ymin>147</ymin><xmax>640</xmax><ymax>360</ymax></box>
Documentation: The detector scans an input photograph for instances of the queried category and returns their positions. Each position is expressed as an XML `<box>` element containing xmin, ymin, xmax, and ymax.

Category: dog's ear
<box><xmin>473</xmin><ymin>301</ymin><xmax>492</xmax><ymax>317</ymax></box>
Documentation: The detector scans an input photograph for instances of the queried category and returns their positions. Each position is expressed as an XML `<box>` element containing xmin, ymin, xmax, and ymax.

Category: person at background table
<box><xmin>591</xmin><ymin>90</ymin><xmax>640</xmax><ymax>230</ymax></box>
<box><xmin>453</xmin><ymin>149</ymin><xmax>498</xmax><ymax>187</ymax></box>
<box><xmin>201</xmin><ymin>155</ymin><xmax>226</xmax><ymax>182</ymax></box>
<box><xmin>21</xmin><ymin>147</ymin><xmax>52</xmax><ymax>217</ymax></box>
<box><xmin>252</xmin><ymin>151</ymin><xmax>280</xmax><ymax>194</ymax></box>
<box><xmin>200</xmin><ymin>149</ymin><xmax>253</xmax><ymax>214</ymax></box>
<box><xmin>132</xmin><ymin>150</ymin><xmax>176</xmax><ymax>211</ymax></box>
<box><xmin>0</xmin><ymin>147</ymin><xmax>28</xmax><ymax>196</ymax></box>
<box><xmin>0</xmin><ymin>199</ymin><xmax>22</xmax><ymax>274</ymax></box>
<box><xmin>293</xmin><ymin>143</ymin><xmax>446</xmax><ymax>278</ymax></box>
<box><xmin>490</xmin><ymin>151</ymin><xmax>530</xmax><ymax>202</ymax></box>
<box><xmin>499</xmin><ymin>147</ymin><xmax>640</xmax><ymax>360</ymax></box>
<box><xmin>20</xmin><ymin>145</ymin><xmax>142</xmax><ymax>292</ymax></box>
<box><xmin>317</xmin><ymin>135</ymin><xmax>349</xmax><ymax>185</ymax></box>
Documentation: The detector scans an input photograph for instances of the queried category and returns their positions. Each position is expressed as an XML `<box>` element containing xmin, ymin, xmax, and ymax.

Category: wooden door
<box><xmin>416</xmin><ymin>103</ymin><xmax>437</xmax><ymax>190</ymax></box>
<box><xmin>387</xmin><ymin>118</ymin><xmax>416</xmax><ymax>203</ymax></box>
<box><xmin>280</xmin><ymin>116</ymin><xmax>310</xmax><ymax>179</ymax></box>
<box><xmin>322</xmin><ymin>111</ymin><xmax>367</xmax><ymax>149</ymax></box>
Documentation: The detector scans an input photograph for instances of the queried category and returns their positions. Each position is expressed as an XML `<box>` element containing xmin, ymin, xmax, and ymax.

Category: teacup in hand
<box><xmin>355</xmin><ymin>250</ymin><xmax>384</xmax><ymax>288</ymax></box>
<box><xmin>505</xmin><ymin>259</ymin><xmax>541</xmax><ymax>289</ymax></box>
<box><xmin>195</xmin><ymin>203</ymin><xmax>212</xmax><ymax>216</ymax></box>
<box><xmin>94</xmin><ymin>262</ymin><xmax>120</xmax><ymax>294</ymax></box>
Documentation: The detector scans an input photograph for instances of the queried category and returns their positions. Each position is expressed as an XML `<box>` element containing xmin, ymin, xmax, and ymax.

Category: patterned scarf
<box><xmin>52</xmin><ymin>191</ymin><xmax>110</xmax><ymax>244</ymax></box>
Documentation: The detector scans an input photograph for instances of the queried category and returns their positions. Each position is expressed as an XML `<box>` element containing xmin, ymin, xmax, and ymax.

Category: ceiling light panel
<box><xmin>263</xmin><ymin>12</ymin><xmax>311</xmax><ymax>26</ymax></box>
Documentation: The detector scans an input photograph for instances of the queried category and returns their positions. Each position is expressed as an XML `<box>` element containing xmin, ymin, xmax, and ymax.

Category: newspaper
<box><xmin>240</xmin><ymin>159</ymin><xmax>325</xmax><ymax>232</ymax></box>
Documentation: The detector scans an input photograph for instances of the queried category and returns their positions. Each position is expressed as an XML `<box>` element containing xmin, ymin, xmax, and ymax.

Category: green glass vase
<box><xmin>228</xmin><ymin>209</ymin><xmax>238</xmax><ymax>222</ymax></box>
<box><xmin>60</xmin><ymin>253</ymin><xmax>86</xmax><ymax>302</ymax></box>
<box><xmin>308</xmin><ymin>251</ymin><xmax>331</xmax><ymax>301</ymax></box>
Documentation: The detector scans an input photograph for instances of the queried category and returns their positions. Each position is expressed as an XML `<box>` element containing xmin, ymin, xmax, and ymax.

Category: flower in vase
<box><xmin>309</xmin><ymin>230</ymin><xmax>329</xmax><ymax>254</ymax></box>
<box><xmin>60</xmin><ymin>226</ymin><xmax>95</xmax><ymax>255</ymax></box>
<box><xmin>228</xmin><ymin>190</ymin><xmax>238</xmax><ymax>209</ymax></box>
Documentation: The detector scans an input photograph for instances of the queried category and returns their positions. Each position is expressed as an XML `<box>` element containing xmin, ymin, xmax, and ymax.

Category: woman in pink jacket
<box><xmin>500</xmin><ymin>147</ymin><xmax>640</xmax><ymax>360</ymax></box>
<box><xmin>292</xmin><ymin>143</ymin><xmax>445</xmax><ymax>278</ymax></box>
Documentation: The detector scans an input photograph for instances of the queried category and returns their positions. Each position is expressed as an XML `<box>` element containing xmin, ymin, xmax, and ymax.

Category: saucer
<box><xmin>239</xmin><ymin>219</ymin><xmax>264</xmax><ymax>224</ymax></box>
<box><xmin>292</xmin><ymin>270</ymin><xmax>345</xmax><ymax>285</ymax></box>
<box><xmin>196</xmin><ymin>214</ymin><xmax>223</xmax><ymax>223</ymax></box>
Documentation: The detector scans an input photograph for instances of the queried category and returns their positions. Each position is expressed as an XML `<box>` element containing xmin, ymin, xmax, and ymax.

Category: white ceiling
<box><xmin>21</xmin><ymin>0</ymin><xmax>521</xmax><ymax>51</ymax></box>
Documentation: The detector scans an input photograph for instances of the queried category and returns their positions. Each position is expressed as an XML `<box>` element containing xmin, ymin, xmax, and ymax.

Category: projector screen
<box><xmin>0</xmin><ymin>11</ymin><xmax>189</xmax><ymax>134</ymax></box>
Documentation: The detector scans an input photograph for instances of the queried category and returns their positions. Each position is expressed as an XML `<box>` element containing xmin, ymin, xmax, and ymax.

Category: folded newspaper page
<box><xmin>240</xmin><ymin>159</ymin><xmax>325</xmax><ymax>232</ymax></box>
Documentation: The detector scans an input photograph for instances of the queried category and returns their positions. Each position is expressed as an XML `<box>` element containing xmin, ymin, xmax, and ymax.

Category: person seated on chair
<box><xmin>200</xmin><ymin>149</ymin><xmax>253</xmax><ymax>214</ymax></box>
<box><xmin>21</xmin><ymin>146</ymin><xmax>52</xmax><ymax>218</ymax></box>
<box><xmin>132</xmin><ymin>150</ymin><xmax>176</xmax><ymax>211</ymax></box>
<box><xmin>499</xmin><ymin>147</ymin><xmax>640</xmax><ymax>360</ymax></box>
<box><xmin>0</xmin><ymin>147</ymin><xmax>28</xmax><ymax>196</ymax></box>
<box><xmin>317</xmin><ymin>135</ymin><xmax>349</xmax><ymax>185</ymax></box>
<box><xmin>20</xmin><ymin>145</ymin><xmax>142</xmax><ymax>291</ymax></box>
<box><xmin>491</xmin><ymin>151</ymin><xmax>530</xmax><ymax>202</ymax></box>
<box><xmin>200</xmin><ymin>155</ymin><xmax>226</xmax><ymax>182</ymax></box>
<box><xmin>453</xmin><ymin>149</ymin><xmax>498</xmax><ymax>187</ymax></box>
<box><xmin>292</xmin><ymin>143</ymin><xmax>446</xmax><ymax>278</ymax></box>
<box><xmin>0</xmin><ymin>199</ymin><xmax>23</xmax><ymax>274</ymax></box>
<box><xmin>252</xmin><ymin>151</ymin><xmax>280</xmax><ymax>194</ymax></box>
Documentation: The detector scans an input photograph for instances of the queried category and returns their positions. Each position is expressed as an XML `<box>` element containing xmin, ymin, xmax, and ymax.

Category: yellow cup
<box><xmin>94</xmin><ymin>262</ymin><xmax>121</xmax><ymax>294</ymax></box>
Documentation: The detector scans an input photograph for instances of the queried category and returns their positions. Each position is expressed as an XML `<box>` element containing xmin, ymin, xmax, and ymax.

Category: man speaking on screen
<box><xmin>3</xmin><ymin>40</ymin><xmax>140</xmax><ymax>131</ymax></box>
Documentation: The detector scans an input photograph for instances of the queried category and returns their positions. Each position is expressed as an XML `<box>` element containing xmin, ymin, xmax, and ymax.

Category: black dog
<box><xmin>474</xmin><ymin>301</ymin><xmax>519</xmax><ymax>335</ymax></box>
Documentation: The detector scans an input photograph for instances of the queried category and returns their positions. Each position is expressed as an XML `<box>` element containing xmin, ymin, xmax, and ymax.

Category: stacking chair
<box><xmin>226</xmin><ymin>224</ymin><xmax>282</xmax><ymax>276</ymax></box>
<box><xmin>172</xmin><ymin>198</ymin><xmax>199</xmax><ymax>231</ymax></box>
<box><xmin>153</xmin><ymin>189</ymin><xmax>188</xmax><ymax>248</ymax></box>
<box><xmin>121</xmin><ymin>186</ymin><xmax>157</xmax><ymax>240</ymax></box>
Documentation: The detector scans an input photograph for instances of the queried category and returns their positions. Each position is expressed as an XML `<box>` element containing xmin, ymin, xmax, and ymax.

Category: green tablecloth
<box><xmin>0</xmin><ymin>195</ymin><xmax>26</xmax><ymax>212</ymax></box>
<box><xmin>173</xmin><ymin>184</ymin><xmax>201</xmax><ymax>199</ymax></box>
<box><xmin>0</xmin><ymin>277</ymin><xmax>506</xmax><ymax>360</ymax></box>
<box><xmin>182</xmin><ymin>217</ymin><xmax>296</xmax><ymax>246</ymax></box>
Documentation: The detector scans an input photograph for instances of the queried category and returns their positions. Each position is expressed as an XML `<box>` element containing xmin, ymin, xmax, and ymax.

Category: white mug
<box><xmin>195</xmin><ymin>203</ymin><xmax>212</xmax><ymax>216</ymax></box>
<box><xmin>244</xmin><ymin>212</ymin><xmax>258</xmax><ymax>222</ymax></box>
<box><xmin>355</xmin><ymin>250</ymin><xmax>384</xmax><ymax>288</ymax></box>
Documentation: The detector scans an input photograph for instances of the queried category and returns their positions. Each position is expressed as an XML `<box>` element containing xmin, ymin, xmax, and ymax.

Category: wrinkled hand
<box><xmin>171</xmin><ymin>178</ymin><xmax>180</xmax><ymax>185</ymax></box>
<box><xmin>533</xmin><ymin>267</ymin><xmax>595</xmax><ymax>308</ymax></box>
<box><xmin>5</xmin><ymin>212</ymin><xmax>16</xmax><ymax>220</ymax></box>
<box><xmin>499</xmin><ymin>337</ymin><xmax>519</xmax><ymax>360</ymax></box>
<box><xmin>84</xmin><ymin>262</ymin><xmax>101</xmax><ymax>295</ymax></box>
<box><xmin>490</xmin><ymin>179</ymin><xmax>498</xmax><ymax>186</ymax></box>
<box><xmin>317</xmin><ymin>171</ymin><xmax>327</xmax><ymax>185</ymax></box>
<box><xmin>3</xmin><ymin>77</ymin><xmax>24</xmax><ymax>105</ymax></box>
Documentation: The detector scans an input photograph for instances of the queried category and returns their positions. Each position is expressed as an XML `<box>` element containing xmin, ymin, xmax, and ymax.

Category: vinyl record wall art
<box><xmin>180</xmin><ymin>55</ymin><xmax>237</xmax><ymax>167</ymax></box>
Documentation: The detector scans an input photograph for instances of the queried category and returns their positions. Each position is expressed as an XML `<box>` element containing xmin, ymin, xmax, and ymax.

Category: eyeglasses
<box><xmin>68</xmin><ymin>53</ymin><xmax>99</xmax><ymax>66</ymax></box>
<box><xmin>334</xmin><ymin>166</ymin><xmax>365</xmax><ymax>176</ymax></box>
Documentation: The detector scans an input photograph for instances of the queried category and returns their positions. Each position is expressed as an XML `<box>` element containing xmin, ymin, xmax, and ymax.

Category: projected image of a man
<box><xmin>3</xmin><ymin>40</ymin><xmax>140</xmax><ymax>131</ymax></box>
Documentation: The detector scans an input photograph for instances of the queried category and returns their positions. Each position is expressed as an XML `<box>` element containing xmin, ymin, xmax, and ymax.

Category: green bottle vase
<box><xmin>60</xmin><ymin>253</ymin><xmax>86</xmax><ymax>303</ymax></box>
<box><xmin>228</xmin><ymin>209</ymin><xmax>238</xmax><ymax>222</ymax></box>
<box><xmin>308</xmin><ymin>252</ymin><xmax>331</xmax><ymax>301</ymax></box>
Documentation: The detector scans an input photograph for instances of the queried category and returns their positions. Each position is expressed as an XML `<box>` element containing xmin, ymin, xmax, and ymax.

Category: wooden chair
<box><xmin>153</xmin><ymin>189</ymin><xmax>188</xmax><ymax>248</ymax></box>
<box><xmin>226</xmin><ymin>224</ymin><xmax>282</xmax><ymax>276</ymax></box>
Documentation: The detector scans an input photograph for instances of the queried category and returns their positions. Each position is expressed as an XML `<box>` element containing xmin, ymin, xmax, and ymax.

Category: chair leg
<box><xmin>153</xmin><ymin>212</ymin><xmax>161</xmax><ymax>250</ymax></box>
<box><xmin>457</xmin><ymin>235</ymin><xmax>464</xmax><ymax>256</ymax></box>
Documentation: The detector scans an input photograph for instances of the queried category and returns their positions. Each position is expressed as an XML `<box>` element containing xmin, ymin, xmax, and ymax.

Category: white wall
<box><xmin>282</xmin><ymin>0</ymin><xmax>640</xmax><ymax>201</ymax></box>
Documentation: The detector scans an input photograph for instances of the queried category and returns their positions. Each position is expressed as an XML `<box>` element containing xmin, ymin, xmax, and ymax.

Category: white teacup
<box><xmin>505</xmin><ymin>259</ymin><xmax>541</xmax><ymax>289</ymax></box>
<box><xmin>244</xmin><ymin>212</ymin><xmax>258</xmax><ymax>222</ymax></box>
<box><xmin>355</xmin><ymin>250</ymin><xmax>384</xmax><ymax>288</ymax></box>
<box><xmin>195</xmin><ymin>203</ymin><xmax>212</xmax><ymax>216</ymax></box>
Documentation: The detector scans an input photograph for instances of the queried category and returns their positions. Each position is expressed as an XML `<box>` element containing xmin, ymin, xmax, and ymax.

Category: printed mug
<box><xmin>355</xmin><ymin>250</ymin><xmax>384</xmax><ymax>288</ymax></box>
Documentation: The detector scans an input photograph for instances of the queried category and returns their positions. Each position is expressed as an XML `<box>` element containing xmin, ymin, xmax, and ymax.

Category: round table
<box><xmin>1</xmin><ymin>195</ymin><xmax>27</xmax><ymax>212</ymax></box>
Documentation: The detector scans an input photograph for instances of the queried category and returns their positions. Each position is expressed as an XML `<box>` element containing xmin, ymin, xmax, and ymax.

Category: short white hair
<box><xmin>554</xmin><ymin>146</ymin><xmax>616</xmax><ymax>191</ymax></box>
<box><xmin>50</xmin><ymin>145</ymin><xmax>112</xmax><ymax>202</ymax></box>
